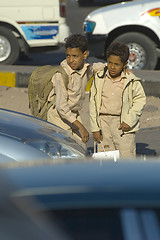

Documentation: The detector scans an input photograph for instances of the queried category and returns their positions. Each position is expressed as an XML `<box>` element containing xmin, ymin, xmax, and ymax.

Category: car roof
<box><xmin>1</xmin><ymin>159</ymin><xmax>160</xmax><ymax>208</ymax></box>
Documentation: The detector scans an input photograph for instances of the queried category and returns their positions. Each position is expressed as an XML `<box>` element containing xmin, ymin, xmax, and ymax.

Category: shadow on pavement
<box><xmin>136</xmin><ymin>143</ymin><xmax>157</xmax><ymax>156</ymax></box>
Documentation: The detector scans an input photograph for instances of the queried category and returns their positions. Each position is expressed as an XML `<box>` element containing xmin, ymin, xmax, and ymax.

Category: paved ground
<box><xmin>85</xmin><ymin>127</ymin><xmax>160</xmax><ymax>159</ymax></box>
<box><xmin>135</xmin><ymin>127</ymin><xmax>160</xmax><ymax>158</ymax></box>
<box><xmin>0</xmin><ymin>66</ymin><xmax>160</xmax><ymax>159</ymax></box>
<box><xmin>80</xmin><ymin>95</ymin><xmax>160</xmax><ymax>159</ymax></box>
<box><xmin>0</xmin><ymin>86</ymin><xmax>160</xmax><ymax>159</ymax></box>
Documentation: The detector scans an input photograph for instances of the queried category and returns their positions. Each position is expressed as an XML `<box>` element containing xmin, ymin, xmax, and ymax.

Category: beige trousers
<box><xmin>98</xmin><ymin>115</ymin><xmax>136</xmax><ymax>158</ymax></box>
<box><xmin>47</xmin><ymin>107</ymin><xmax>82</xmax><ymax>140</ymax></box>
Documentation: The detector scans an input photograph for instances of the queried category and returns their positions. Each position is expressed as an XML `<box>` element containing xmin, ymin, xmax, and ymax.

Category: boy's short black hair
<box><xmin>106</xmin><ymin>42</ymin><xmax>130</xmax><ymax>64</ymax></box>
<box><xmin>64</xmin><ymin>34</ymin><xmax>88</xmax><ymax>53</ymax></box>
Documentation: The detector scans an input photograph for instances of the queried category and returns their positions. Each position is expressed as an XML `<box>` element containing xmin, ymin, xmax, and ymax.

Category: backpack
<box><xmin>28</xmin><ymin>65</ymin><xmax>69</xmax><ymax>121</ymax></box>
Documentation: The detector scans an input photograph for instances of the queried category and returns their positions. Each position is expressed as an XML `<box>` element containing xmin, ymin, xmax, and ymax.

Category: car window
<box><xmin>37</xmin><ymin>208</ymin><xmax>123</xmax><ymax>240</ymax></box>
<box><xmin>121</xmin><ymin>208</ymin><xmax>160</xmax><ymax>240</ymax></box>
<box><xmin>35</xmin><ymin>207</ymin><xmax>160</xmax><ymax>240</ymax></box>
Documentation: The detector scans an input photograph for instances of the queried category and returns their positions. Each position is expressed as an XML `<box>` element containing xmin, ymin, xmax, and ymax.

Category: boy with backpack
<box><xmin>46</xmin><ymin>34</ymin><xmax>105</xmax><ymax>143</ymax></box>
<box><xmin>89</xmin><ymin>42</ymin><xmax>146</xmax><ymax>157</ymax></box>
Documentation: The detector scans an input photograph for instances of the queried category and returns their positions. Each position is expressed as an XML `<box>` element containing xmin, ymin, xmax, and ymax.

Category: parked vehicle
<box><xmin>77</xmin><ymin>0</ymin><xmax>132</xmax><ymax>6</ymax></box>
<box><xmin>0</xmin><ymin>108</ymin><xmax>87</xmax><ymax>162</ymax></box>
<box><xmin>0</xmin><ymin>0</ymin><xmax>70</xmax><ymax>65</ymax></box>
<box><xmin>83</xmin><ymin>0</ymin><xmax>160</xmax><ymax>70</ymax></box>
<box><xmin>1</xmin><ymin>160</ymin><xmax>160</xmax><ymax>239</ymax></box>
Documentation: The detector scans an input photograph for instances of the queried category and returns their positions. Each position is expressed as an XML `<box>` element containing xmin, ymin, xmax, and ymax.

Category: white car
<box><xmin>83</xmin><ymin>0</ymin><xmax>160</xmax><ymax>70</ymax></box>
<box><xmin>77</xmin><ymin>0</ymin><xmax>132</xmax><ymax>6</ymax></box>
<box><xmin>0</xmin><ymin>0</ymin><xmax>70</xmax><ymax>65</ymax></box>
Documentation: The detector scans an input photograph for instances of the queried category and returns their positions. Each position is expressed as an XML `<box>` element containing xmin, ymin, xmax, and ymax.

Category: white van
<box><xmin>83</xmin><ymin>0</ymin><xmax>160</xmax><ymax>70</ymax></box>
<box><xmin>0</xmin><ymin>0</ymin><xmax>70</xmax><ymax>65</ymax></box>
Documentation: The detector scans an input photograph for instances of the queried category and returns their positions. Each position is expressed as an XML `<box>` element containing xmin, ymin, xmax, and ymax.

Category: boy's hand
<box><xmin>73</xmin><ymin>120</ymin><xmax>89</xmax><ymax>143</ymax></box>
<box><xmin>93</xmin><ymin>131</ymin><xmax>103</xmax><ymax>143</ymax></box>
<box><xmin>78</xmin><ymin>125</ymin><xmax>89</xmax><ymax>143</ymax></box>
<box><xmin>118</xmin><ymin>121</ymin><xmax>131</xmax><ymax>132</ymax></box>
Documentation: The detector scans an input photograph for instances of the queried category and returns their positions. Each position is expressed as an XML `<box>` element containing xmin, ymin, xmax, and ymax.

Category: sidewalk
<box><xmin>86</xmin><ymin>127</ymin><xmax>160</xmax><ymax>158</ymax></box>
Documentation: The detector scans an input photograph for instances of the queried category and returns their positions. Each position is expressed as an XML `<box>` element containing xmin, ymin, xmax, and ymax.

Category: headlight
<box><xmin>83</xmin><ymin>20</ymin><xmax>96</xmax><ymax>33</ymax></box>
<box><xmin>24</xmin><ymin>139</ymin><xmax>85</xmax><ymax>159</ymax></box>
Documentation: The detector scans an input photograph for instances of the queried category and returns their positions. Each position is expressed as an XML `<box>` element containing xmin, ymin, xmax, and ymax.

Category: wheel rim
<box><xmin>127</xmin><ymin>43</ymin><xmax>146</xmax><ymax>70</ymax></box>
<box><xmin>0</xmin><ymin>35</ymin><xmax>11</xmax><ymax>61</ymax></box>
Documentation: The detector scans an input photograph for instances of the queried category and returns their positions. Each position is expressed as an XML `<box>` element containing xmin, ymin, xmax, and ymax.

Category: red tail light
<box><xmin>59</xmin><ymin>0</ymin><xmax>66</xmax><ymax>18</ymax></box>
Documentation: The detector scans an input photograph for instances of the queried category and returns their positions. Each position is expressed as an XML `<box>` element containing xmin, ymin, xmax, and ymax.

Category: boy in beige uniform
<box><xmin>89</xmin><ymin>42</ymin><xmax>146</xmax><ymax>158</ymax></box>
<box><xmin>47</xmin><ymin>34</ymin><xmax>104</xmax><ymax>143</ymax></box>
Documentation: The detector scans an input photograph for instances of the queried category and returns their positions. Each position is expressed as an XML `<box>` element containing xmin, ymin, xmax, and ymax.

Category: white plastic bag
<box><xmin>92</xmin><ymin>141</ymin><xmax>119</xmax><ymax>162</ymax></box>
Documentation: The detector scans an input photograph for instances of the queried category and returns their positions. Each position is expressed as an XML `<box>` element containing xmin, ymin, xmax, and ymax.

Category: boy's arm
<box><xmin>54</xmin><ymin>72</ymin><xmax>77</xmax><ymax>123</ymax></box>
<box><xmin>89</xmin><ymin>78</ymin><xmax>101</xmax><ymax>133</ymax></box>
<box><xmin>54</xmin><ymin>72</ymin><xmax>89</xmax><ymax>142</ymax></box>
<box><xmin>122</xmin><ymin>80</ymin><xmax>146</xmax><ymax>129</ymax></box>
<box><xmin>92</xmin><ymin>62</ymin><xmax>132</xmax><ymax>75</ymax></box>
<box><xmin>92</xmin><ymin>62</ymin><xmax>106</xmax><ymax>74</ymax></box>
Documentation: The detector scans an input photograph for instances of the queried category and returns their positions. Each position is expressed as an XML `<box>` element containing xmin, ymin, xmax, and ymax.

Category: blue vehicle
<box><xmin>1</xmin><ymin>159</ymin><xmax>160</xmax><ymax>239</ymax></box>
<box><xmin>0</xmin><ymin>108</ymin><xmax>87</xmax><ymax>162</ymax></box>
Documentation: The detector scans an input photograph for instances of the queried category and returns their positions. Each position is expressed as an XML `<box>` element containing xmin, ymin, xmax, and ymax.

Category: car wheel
<box><xmin>0</xmin><ymin>27</ymin><xmax>20</xmax><ymax>65</ymax></box>
<box><xmin>112</xmin><ymin>32</ymin><xmax>157</xmax><ymax>70</ymax></box>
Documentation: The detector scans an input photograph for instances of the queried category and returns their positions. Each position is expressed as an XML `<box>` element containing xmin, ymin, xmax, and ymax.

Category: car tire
<box><xmin>0</xmin><ymin>26</ymin><xmax>20</xmax><ymax>65</ymax></box>
<box><xmin>111</xmin><ymin>32</ymin><xmax>157</xmax><ymax>70</ymax></box>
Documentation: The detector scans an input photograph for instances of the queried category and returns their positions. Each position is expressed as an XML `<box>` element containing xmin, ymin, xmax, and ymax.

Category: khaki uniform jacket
<box><xmin>48</xmin><ymin>60</ymin><xmax>105</xmax><ymax>123</ymax></box>
<box><xmin>89</xmin><ymin>70</ymin><xmax>146</xmax><ymax>133</ymax></box>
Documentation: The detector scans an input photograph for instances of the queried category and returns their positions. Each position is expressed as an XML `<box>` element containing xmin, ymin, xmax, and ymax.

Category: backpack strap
<box><xmin>39</xmin><ymin>65</ymin><xmax>69</xmax><ymax>103</ymax></box>
<box><xmin>40</xmin><ymin>65</ymin><xmax>69</xmax><ymax>119</ymax></box>
<box><xmin>53</xmin><ymin>65</ymin><xmax>69</xmax><ymax>89</ymax></box>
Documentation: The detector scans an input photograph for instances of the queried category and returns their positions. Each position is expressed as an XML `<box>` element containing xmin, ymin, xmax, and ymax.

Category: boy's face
<box><xmin>66</xmin><ymin>47</ymin><xmax>88</xmax><ymax>70</ymax></box>
<box><xmin>107</xmin><ymin>55</ymin><xmax>127</xmax><ymax>79</ymax></box>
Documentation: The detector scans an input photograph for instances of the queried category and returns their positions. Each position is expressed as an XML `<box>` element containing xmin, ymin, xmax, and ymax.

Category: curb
<box><xmin>15</xmin><ymin>72</ymin><xmax>31</xmax><ymax>88</ymax></box>
<box><xmin>141</xmin><ymin>79</ymin><xmax>160</xmax><ymax>98</ymax></box>
<box><xmin>0</xmin><ymin>66</ymin><xmax>36</xmax><ymax>88</ymax></box>
<box><xmin>0</xmin><ymin>71</ymin><xmax>31</xmax><ymax>88</ymax></box>
<box><xmin>0</xmin><ymin>67</ymin><xmax>160</xmax><ymax>97</ymax></box>
<box><xmin>0</xmin><ymin>66</ymin><xmax>94</xmax><ymax>91</ymax></box>
<box><xmin>134</xmin><ymin>69</ymin><xmax>160</xmax><ymax>97</ymax></box>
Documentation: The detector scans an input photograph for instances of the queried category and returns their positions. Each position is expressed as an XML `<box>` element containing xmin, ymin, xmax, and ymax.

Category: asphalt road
<box><xmin>86</xmin><ymin>127</ymin><xmax>160</xmax><ymax>159</ymax></box>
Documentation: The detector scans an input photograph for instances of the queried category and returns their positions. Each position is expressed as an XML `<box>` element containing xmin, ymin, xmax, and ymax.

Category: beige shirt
<box><xmin>100</xmin><ymin>71</ymin><xmax>126</xmax><ymax>115</ymax></box>
<box><xmin>48</xmin><ymin>59</ymin><xmax>105</xmax><ymax>123</ymax></box>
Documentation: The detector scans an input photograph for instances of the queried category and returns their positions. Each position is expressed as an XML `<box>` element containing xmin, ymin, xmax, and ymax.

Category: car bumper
<box><xmin>85</xmin><ymin>33</ymin><xmax>107</xmax><ymax>58</ymax></box>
